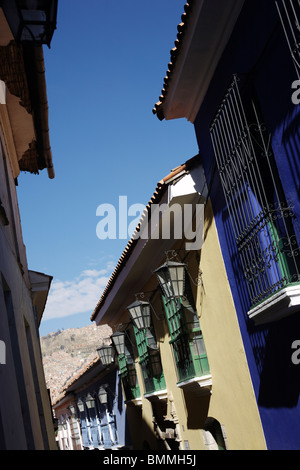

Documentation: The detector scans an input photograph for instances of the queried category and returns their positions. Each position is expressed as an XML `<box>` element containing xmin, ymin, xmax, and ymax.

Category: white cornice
<box><xmin>248</xmin><ymin>283</ymin><xmax>300</xmax><ymax>325</ymax></box>
<box><xmin>177</xmin><ymin>374</ymin><xmax>212</xmax><ymax>395</ymax></box>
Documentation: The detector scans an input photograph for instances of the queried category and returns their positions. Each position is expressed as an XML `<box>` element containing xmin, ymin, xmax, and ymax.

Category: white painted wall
<box><xmin>0</xmin><ymin>110</ymin><xmax>56</xmax><ymax>449</ymax></box>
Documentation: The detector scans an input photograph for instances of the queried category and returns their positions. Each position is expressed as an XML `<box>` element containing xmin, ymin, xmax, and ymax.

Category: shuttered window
<box><xmin>133</xmin><ymin>325</ymin><xmax>166</xmax><ymax>394</ymax></box>
<box><xmin>161</xmin><ymin>278</ymin><xmax>209</xmax><ymax>383</ymax></box>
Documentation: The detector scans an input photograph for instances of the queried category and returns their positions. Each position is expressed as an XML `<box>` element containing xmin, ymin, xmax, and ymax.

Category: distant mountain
<box><xmin>40</xmin><ymin>323</ymin><xmax>112</xmax><ymax>404</ymax></box>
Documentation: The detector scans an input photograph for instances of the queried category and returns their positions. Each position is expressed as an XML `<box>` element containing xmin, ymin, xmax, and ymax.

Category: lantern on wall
<box><xmin>154</xmin><ymin>260</ymin><xmax>186</xmax><ymax>299</ymax></box>
<box><xmin>68</xmin><ymin>404</ymin><xmax>76</xmax><ymax>416</ymax></box>
<box><xmin>127</xmin><ymin>300</ymin><xmax>151</xmax><ymax>330</ymax></box>
<box><xmin>111</xmin><ymin>331</ymin><xmax>135</xmax><ymax>365</ymax></box>
<box><xmin>77</xmin><ymin>399</ymin><xmax>85</xmax><ymax>413</ymax></box>
<box><xmin>111</xmin><ymin>331</ymin><xmax>126</xmax><ymax>356</ymax></box>
<box><xmin>97</xmin><ymin>345</ymin><xmax>115</xmax><ymax>365</ymax></box>
<box><xmin>1</xmin><ymin>0</ymin><xmax>58</xmax><ymax>47</ymax></box>
<box><xmin>98</xmin><ymin>385</ymin><xmax>108</xmax><ymax>405</ymax></box>
<box><xmin>85</xmin><ymin>393</ymin><xmax>95</xmax><ymax>410</ymax></box>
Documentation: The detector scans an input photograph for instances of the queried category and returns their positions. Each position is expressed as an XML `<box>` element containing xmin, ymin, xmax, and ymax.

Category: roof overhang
<box><xmin>29</xmin><ymin>270</ymin><xmax>53</xmax><ymax>326</ymax></box>
<box><xmin>53</xmin><ymin>359</ymin><xmax>117</xmax><ymax>408</ymax></box>
<box><xmin>0</xmin><ymin>0</ymin><xmax>58</xmax><ymax>48</ymax></box>
<box><xmin>0</xmin><ymin>7</ymin><xmax>55</xmax><ymax>178</ymax></box>
<box><xmin>153</xmin><ymin>0</ymin><xmax>245</xmax><ymax>123</ymax></box>
<box><xmin>92</xmin><ymin>157</ymin><xmax>208</xmax><ymax>327</ymax></box>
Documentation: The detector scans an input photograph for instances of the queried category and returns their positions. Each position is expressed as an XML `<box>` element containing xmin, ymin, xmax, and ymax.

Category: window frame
<box><xmin>275</xmin><ymin>0</ymin><xmax>300</xmax><ymax>80</ymax></box>
<box><xmin>162</xmin><ymin>291</ymin><xmax>210</xmax><ymax>383</ymax></box>
<box><xmin>117</xmin><ymin>353</ymin><xmax>140</xmax><ymax>401</ymax></box>
<box><xmin>133</xmin><ymin>325</ymin><xmax>166</xmax><ymax>395</ymax></box>
<box><xmin>209</xmin><ymin>74</ymin><xmax>300</xmax><ymax>313</ymax></box>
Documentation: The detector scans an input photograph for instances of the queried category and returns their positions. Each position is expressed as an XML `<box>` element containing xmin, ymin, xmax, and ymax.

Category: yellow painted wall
<box><xmin>188</xmin><ymin>200</ymin><xmax>266</xmax><ymax>450</ymax></box>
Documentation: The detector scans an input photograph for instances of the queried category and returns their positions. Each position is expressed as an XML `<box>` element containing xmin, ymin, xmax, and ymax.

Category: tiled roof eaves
<box><xmin>52</xmin><ymin>355</ymin><xmax>100</xmax><ymax>406</ymax></box>
<box><xmin>90</xmin><ymin>154</ymin><xmax>200</xmax><ymax>322</ymax></box>
<box><xmin>152</xmin><ymin>1</ymin><xmax>194</xmax><ymax>121</ymax></box>
<box><xmin>90</xmin><ymin>179</ymin><xmax>167</xmax><ymax>322</ymax></box>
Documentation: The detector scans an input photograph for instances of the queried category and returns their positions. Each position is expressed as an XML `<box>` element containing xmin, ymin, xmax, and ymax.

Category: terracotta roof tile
<box><xmin>152</xmin><ymin>1</ymin><xmax>194</xmax><ymax>120</ymax></box>
<box><xmin>52</xmin><ymin>355</ymin><xmax>100</xmax><ymax>406</ymax></box>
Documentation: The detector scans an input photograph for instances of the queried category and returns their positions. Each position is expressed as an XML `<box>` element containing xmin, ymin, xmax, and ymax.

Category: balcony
<box><xmin>177</xmin><ymin>374</ymin><xmax>212</xmax><ymax>395</ymax></box>
<box><xmin>247</xmin><ymin>283</ymin><xmax>300</xmax><ymax>325</ymax></box>
<box><xmin>144</xmin><ymin>389</ymin><xmax>168</xmax><ymax>402</ymax></box>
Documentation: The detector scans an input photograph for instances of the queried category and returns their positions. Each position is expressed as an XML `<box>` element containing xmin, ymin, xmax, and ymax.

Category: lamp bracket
<box><xmin>165</xmin><ymin>249</ymin><xmax>205</xmax><ymax>291</ymax></box>
<box><xmin>133</xmin><ymin>292</ymin><xmax>164</xmax><ymax>322</ymax></box>
<box><xmin>135</xmin><ymin>292</ymin><xmax>145</xmax><ymax>300</ymax></box>
<box><xmin>165</xmin><ymin>249</ymin><xmax>182</xmax><ymax>262</ymax></box>
<box><xmin>112</xmin><ymin>322</ymin><xmax>131</xmax><ymax>333</ymax></box>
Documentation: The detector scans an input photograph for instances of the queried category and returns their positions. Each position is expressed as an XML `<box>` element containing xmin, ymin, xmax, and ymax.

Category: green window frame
<box><xmin>117</xmin><ymin>353</ymin><xmax>140</xmax><ymax>401</ymax></box>
<box><xmin>133</xmin><ymin>325</ymin><xmax>166</xmax><ymax>395</ymax></box>
<box><xmin>162</xmin><ymin>293</ymin><xmax>209</xmax><ymax>383</ymax></box>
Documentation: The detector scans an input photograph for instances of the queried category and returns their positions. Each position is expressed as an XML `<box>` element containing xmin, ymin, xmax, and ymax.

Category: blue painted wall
<box><xmin>77</xmin><ymin>368</ymin><xmax>131</xmax><ymax>449</ymax></box>
<box><xmin>193</xmin><ymin>0</ymin><xmax>300</xmax><ymax>450</ymax></box>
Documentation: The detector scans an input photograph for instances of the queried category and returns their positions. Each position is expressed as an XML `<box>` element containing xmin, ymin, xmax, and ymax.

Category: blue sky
<box><xmin>16</xmin><ymin>0</ymin><xmax>198</xmax><ymax>336</ymax></box>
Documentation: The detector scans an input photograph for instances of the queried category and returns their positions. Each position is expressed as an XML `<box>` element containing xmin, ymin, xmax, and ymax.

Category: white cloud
<box><xmin>80</xmin><ymin>269</ymin><xmax>108</xmax><ymax>278</ymax></box>
<box><xmin>43</xmin><ymin>265</ymin><xmax>112</xmax><ymax>321</ymax></box>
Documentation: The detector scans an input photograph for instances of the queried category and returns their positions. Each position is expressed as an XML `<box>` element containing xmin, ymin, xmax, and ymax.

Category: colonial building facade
<box><xmin>53</xmin><ymin>358</ymin><xmax>132</xmax><ymax>450</ymax></box>
<box><xmin>0</xmin><ymin>1</ymin><xmax>57</xmax><ymax>449</ymax></box>
<box><xmin>91</xmin><ymin>156</ymin><xmax>266</xmax><ymax>450</ymax></box>
<box><xmin>153</xmin><ymin>0</ymin><xmax>300</xmax><ymax>450</ymax></box>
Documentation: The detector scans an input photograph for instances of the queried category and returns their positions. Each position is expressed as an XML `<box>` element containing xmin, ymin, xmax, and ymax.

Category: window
<box><xmin>210</xmin><ymin>75</ymin><xmax>300</xmax><ymax>319</ymax></box>
<box><xmin>77</xmin><ymin>392</ymin><xmax>119</xmax><ymax>449</ymax></box>
<box><xmin>161</xmin><ymin>279</ymin><xmax>209</xmax><ymax>384</ymax></box>
<box><xmin>133</xmin><ymin>325</ymin><xmax>166</xmax><ymax>395</ymax></box>
<box><xmin>116</xmin><ymin>345</ymin><xmax>141</xmax><ymax>401</ymax></box>
<box><xmin>275</xmin><ymin>0</ymin><xmax>300</xmax><ymax>79</ymax></box>
<box><xmin>97</xmin><ymin>406</ymin><xmax>118</xmax><ymax>449</ymax></box>
<box><xmin>86</xmin><ymin>405</ymin><xmax>100</xmax><ymax>447</ymax></box>
<box><xmin>69</xmin><ymin>415</ymin><xmax>82</xmax><ymax>450</ymax></box>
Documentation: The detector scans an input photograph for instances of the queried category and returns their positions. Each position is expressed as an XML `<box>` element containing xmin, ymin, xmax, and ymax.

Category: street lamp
<box><xmin>98</xmin><ymin>385</ymin><xmax>108</xmax><ymax>405</ymax></box>
<box><xmin>154</xmin><ymin>260</ymin><xmax>186</xmax><ymax>299</ymax></box>
<box><xmin>1</xmin><ymin>0</ymin><xmax>58</xmax><ymax>47</ymax></box>
<box><xmin>68</xmin><ymin>404</ymin><xmax>76</xmax><ymax>416</ymax></box>
<box><xmin>127</xmin><ymin>300</ymin><xmax>151</xmax><ymax>330</ymax></box>
<box><xmin>97</xmin><ymin>345</ymin><xmax>115</xmax><ymax>365</ymax></box>
<box><xmin>111</xmin><ymin>331</ymin><xmax>126</xmax><ymax>356</ymax></box>
<box><xmin>85</xmin><ymin>393</ymin><xmax>95</xmax><ymax>410</ymax></box>
<box><xmin>77</xmin><ymin>399</ymin><xmax>85</xmax><ymax>413</ymax></box>
<box><xmin>111</xmin><ymin>331</ymin><xmax>135</xmax><ymax>365</ymax></box>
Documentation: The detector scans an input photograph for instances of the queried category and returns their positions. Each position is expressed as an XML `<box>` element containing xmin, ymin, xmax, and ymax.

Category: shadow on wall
<box><xmin>280</xmin><ymin>93</ymin><xmax>300</xmax><ymax>199</ymax></box>
<box><xmin>222</xmin><ymin>207</ymin><xmax>300</xmax><ymax>408</ymax></box>
<box><xmin>183</xmin><ymin>389</ymin><xmax>211</xmax><ymax>430</ymax></box>
<box><xmin>257</xmin><ymin>313</ymin><xmax>300</xmax><ymax>408</ymax></box>
<box><xmin>124</xmin><ymin>401</ymin><xmax>164</xmax><ymax>450</ymax></box>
